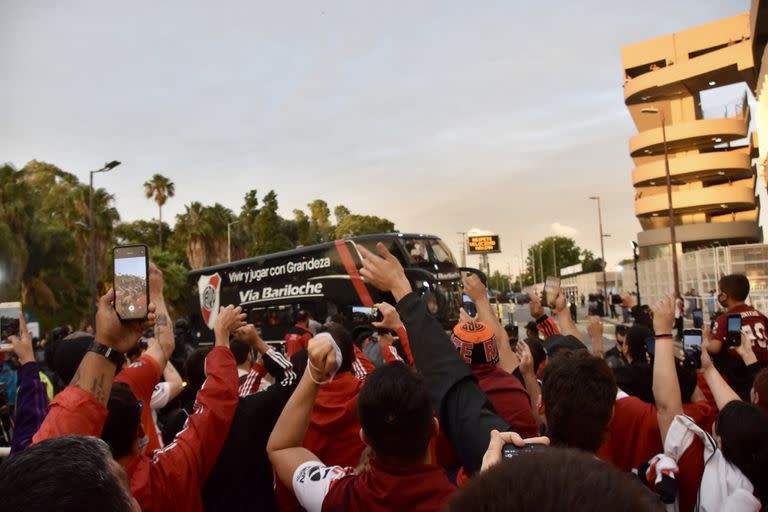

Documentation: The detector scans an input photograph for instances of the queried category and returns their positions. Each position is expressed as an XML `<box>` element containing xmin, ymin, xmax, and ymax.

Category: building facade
<box><xmin>622</xmin><ymin>13</ymin><xmax>762</xmax><ymax>259</ymax></box>
<box><xmin>753</xmin><ymin>0</ymin><xmax>768</xmax><ymax>193</ymax></box>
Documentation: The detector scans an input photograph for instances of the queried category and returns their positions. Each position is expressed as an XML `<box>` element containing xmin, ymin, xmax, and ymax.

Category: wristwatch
<box><xmin>88</xmin><ymin>341</ymin><xmax>125</xmax><ymax>369</ymax></box>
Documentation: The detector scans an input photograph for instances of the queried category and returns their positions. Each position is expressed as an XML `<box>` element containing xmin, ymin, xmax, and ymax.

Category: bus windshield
<box><xmin>403</xmin><ymin>238</ymin><xmax>457</xmax><ymax>267</ymax></box>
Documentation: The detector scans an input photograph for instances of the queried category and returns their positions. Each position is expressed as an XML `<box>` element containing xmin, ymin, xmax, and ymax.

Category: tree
<box><xmin>253</xmin><ymin>191</ymin><xmax>292</xmax><ymax>254</ymax></box>
<box><xmin>525</xmin><ymin>237</ymin><xmax>582</xmax><ymax>284</ymax></box>
<box><xmin>334</xmin><ymin>214</ymin><xmax>395</xmax><ymax>238</ymax></box>
<box><xmin>307</xmin><ymin>199</ymin><xmax>332</xmax><ymax>243</ymax></box>
<box><xmin>144</xmin><ymin>174</ymin><xmax>175</xmax><ymax>250</ymax></box>
<box><xmin>581</xmin><ymin>249</ymin><xmax>605</xmax><ymax>273</ymax></box>
<box><xmin>175</xmin><ymin>202</ymin><xmax>211</xmax><ymax>269</ymax></box>
<box><xmin>488</xmin><ymin>270</ymin><xmax>512</xmax><ymax>294</ymax></box>
<box><xmin>114</xmin><ymin>220</ymin><xmax>172</xmax><ymax>250</ymax></box>
<box><xmin>293</xmin><ymin>209</ymin><xmax>311</xmax><ymax>246</ymax></box>
<box><xmin>334</xmin><ymin>205</ymin><xmax>351</xmax><ymax>225</ymax></box>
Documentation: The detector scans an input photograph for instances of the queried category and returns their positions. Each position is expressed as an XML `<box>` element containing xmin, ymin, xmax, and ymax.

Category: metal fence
<box><xmin>637</xmin><ymin>243</ymin><xmax>768</xmax><ymax>315</ymax></box>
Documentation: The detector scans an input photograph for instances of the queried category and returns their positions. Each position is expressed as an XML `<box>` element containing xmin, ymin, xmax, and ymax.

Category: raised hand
<box><xmin>553</xmin><ymin>293</ymin><xmax>568</xmax><ymax>314</ymax></box>
<box><xmin>307</xmin><ymin>335</ymin><xmax>338</xmax><ymax>381</ymax></box>
<box><xmin>619</xmin><ymin>292</ymin><xmax>636</xmax><ymax>309</ymax></box>
<box><xmin>215</xmin><ymin>305</ymin><xmax>247</xmax><ymax>338</ymax></box>
<box><xmin>587</xmin><ymin>316</ymin><xmax>604</xmax><ymax>343</ymax></box>
<box><xmin>8</xmin><ymin>310</ymin><xmax>34</xmax><ymax>365</ymax></box>
<box><xmin>95</xmin><ymin>289</ymin><xmax>156</xmax><ymax>353</ymax></box>
<box><xmin>235</xmin><ymin>324</ymin><xmax>270</xmax><ymax>354</ymax></box>
<box><xmin>462</xmin><ymin>274</ymin><xmax>487</xmax><ymax>304</ymax></box>
<box><xmin>735</xmin><ymin>330</ymin><xmax>757</xmax><ymax>366</ymax></box>
<box><xmin>358</xmin><ymin>243</ymin><xmax>412</xmax><ymax>301</ymax></box>
<box><xmin>516</xmin><ymin>340</ymin><xmax>534</xmax><ymax>376</ymax></box>
<box><xmin>148</xmin><ymin>262</ymin><xmax>165</xmax><ymax>302</ymax></box>
<box><xmin>529</xmin><ymin>293</ymin><xmax>545</xmax><ymax>320</ymax></box>
<box><xmin>651</xmin><ymin>295</ymin><xmax>675</xmax><ymax>335</ymax></box>
<box><xmin>701</xmin><ymin>326</ymin><xmax>715</xmax><ymax>371</ymax></box>
<box><xmin>371</xmin><ymin>302</ymin><xmax>403</xmax><ymax>332</ymax></box>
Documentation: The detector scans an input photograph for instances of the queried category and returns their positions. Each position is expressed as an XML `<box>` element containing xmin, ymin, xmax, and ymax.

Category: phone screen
<box><xmin>462</xmin><ymin>294</ymin><xmax>477</xmax><ymax>317</ymax></box>
<box><xmin>727</xmin><ymin>315</ymin><xmax>742</xmax><ymax>333</ymax></box>
<box><xmin>544</xmin><ymin>276</ymin><xmax>561</xmax><ymax>308</ymax></box>
<box><xmin>0</xmin><ymin>303</ymin><xmax>21</xmax><ymax>341</ymax></box>
<box><xmin>113</xmin><ymin>245</ymin><xmax>149</xmax><ymax>321</ymax></box>
<box><xmin>351</xmin><ymin>306</ymin><xmax>381</xmax><ymax>323</ymax></box>
<box><xmin>683</xmin><ymin>330</ymin><xmax>702</xmax><ymax>348</ymax></box>
<box><xmin>692</xmin><ymin>309</ymin><xmax>703</xmax><ymax>329</ymax></box>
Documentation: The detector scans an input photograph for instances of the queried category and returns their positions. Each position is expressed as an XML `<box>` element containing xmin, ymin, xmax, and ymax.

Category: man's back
<box><xmin>285</xmin><ymin>325</ymin><xmax>313</xmax><ymax>357</ymax></box>
<box><xmin>713</xmin><ymin>304</ymin><xmax>768</xmax><ymax>364</ymax></box>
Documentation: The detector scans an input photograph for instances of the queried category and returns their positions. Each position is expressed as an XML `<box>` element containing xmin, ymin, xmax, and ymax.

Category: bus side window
<box><xmin>356</xmin><ymin>240</ymin><xmax>407</xmax><ymax>267</ymax></box>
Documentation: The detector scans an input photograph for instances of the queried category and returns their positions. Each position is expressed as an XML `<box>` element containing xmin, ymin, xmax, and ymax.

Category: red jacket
<box><xmin>285</xmin><ymin>325</ymin><xmax>313</xmax><ymax>357</ymax></box>
<box><xmin>597</xmin><ymin>393</ymin><xmax>715</xmax><ymax>473</ymax></box>
<box><xmin>116</xmin><ymin>353</ymin><xmax>162</xmax><ymax>453</ymax></box>
<box><xmin>33</xmin><ymin>346</ymin><xmax>239</xmax><ymax>512</ymax></box>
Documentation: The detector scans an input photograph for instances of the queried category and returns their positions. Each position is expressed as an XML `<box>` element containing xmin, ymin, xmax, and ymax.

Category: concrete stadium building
<box><xmin>622</xmin><ymin>12</ymin><xmax>762</xmax><ymax>259</ymax></box>
<box><xmin>753</xmin><ymin>0</ymin><xmax>768</xmax><ymax>195</ymax></box>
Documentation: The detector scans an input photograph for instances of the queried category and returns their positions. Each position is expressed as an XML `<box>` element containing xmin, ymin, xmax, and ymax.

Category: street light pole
<box><xmin>456</xmin><ymin>232</ymin><xmax>467</xmax><ymax>267</ymax></box>
<box><xmin>227</xmin><ymin>220</ymin><xmax>240</xmax><ymax>263</ymax></box>
<box><xmin>89</xmin><ymin>160</ymin><xmax>121</xmax><ymax>328</ymax></box>
<box><xmin>589</xmin><ymin>196</ymin><xmax>608</xmax><ymax>316</ymax></box>
<box><xmin>642</xmin><ymin>107</ymin><xmax>680</xmax><ymax>298</ymax></box>
<box><xmin>632</xmin><ymin>241</ymin><xmax>641</xmax><ymax>304</ymax></box>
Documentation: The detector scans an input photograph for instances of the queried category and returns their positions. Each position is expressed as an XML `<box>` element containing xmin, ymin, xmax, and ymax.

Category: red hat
<box><xmin>451</xmin><ymin>321</ymin><xmax>499</xmax><ymax>366</ymax></box>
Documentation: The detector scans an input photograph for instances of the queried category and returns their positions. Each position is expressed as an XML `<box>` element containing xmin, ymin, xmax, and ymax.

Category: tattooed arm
<box><xmin>144</xmin><ymin>264</ymin><xmax>174</xmax><ymax>369</ymax></box>
<box><xmin>70</xmin><ymin>289</ymin><xmax>157</xmax><ymax>405</ymax></box>
<box><xmin>32</xmin><ymin>290</ymin><xmax>156</xmax><ymax>443</ymax></box>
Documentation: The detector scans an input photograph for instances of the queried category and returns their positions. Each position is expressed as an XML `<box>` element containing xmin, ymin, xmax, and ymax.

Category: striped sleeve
<box><xmin>536</xmin><ymin>315</ymin><xmax>560</xmax><ymax>338</ymax></box>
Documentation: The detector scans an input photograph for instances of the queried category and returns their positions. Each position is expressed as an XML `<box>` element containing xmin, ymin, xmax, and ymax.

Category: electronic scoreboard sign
<box><xmin>467</xmin><ymin>235</ymin><xmax>501</xmax><ymax>254</ymax></box>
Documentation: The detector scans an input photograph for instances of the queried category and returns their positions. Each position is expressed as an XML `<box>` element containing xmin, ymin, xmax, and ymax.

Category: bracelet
<box><xmin>306</xmin><ymin>361</ymin><xmax>331</xmax><ymax>385</ymax></box>
<box><xmin>655</xmin><ymin>334</ymin><xmax>673</xmax><ymax>339</ymax></box>
<box><xmin>87</xmin><ymin>341</ymin><xmax>125</xmax><ymax>369</ymax></box>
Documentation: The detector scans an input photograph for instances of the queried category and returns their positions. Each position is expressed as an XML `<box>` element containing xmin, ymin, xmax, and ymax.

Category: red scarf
<box><xmin>322</xmin><ymin>458</ymin><xmax>455</xmax><ymax>512</ymax></box>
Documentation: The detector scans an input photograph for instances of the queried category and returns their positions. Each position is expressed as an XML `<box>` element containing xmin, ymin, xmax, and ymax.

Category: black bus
<box><xmin>187</xmin><ymin>233</ymin><xmax>469</xmax><ymax>346</ymax></box>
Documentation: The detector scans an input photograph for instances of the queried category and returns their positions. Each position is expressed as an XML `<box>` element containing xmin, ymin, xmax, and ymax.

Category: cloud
<box><xmin>551</xmin><ymin>222</ymin><xmax>579</xmax><ymax>237</ymax></box>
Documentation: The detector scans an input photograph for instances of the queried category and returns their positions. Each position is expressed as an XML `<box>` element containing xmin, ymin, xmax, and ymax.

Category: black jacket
<box><xmin>202</xmin><ymin>351</ymin><xmax>307</xmax><ymax>512</ymax></box>
<box><xmin>396</xmin><ymin>292</ymin><xmax>508</xmax><ymax>475</ymax></box>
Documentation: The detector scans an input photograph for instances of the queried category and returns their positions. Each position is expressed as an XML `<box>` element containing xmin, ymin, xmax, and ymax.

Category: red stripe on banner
<box><xmin>335</xmin><ymin>240</ymin><xmax>375</xmax><ymax>307</ymax></box>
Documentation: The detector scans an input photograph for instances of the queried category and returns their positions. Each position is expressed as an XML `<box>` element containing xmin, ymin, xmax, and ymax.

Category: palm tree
<box><xmin>175</xmin><ymin>202</ymin><xmax>212</xmax><ymax>269</ymax></box>
<box><xmin>144</xmin><ymin>174</ymin><xmax>175</xmax><ymax>250</ymax></box>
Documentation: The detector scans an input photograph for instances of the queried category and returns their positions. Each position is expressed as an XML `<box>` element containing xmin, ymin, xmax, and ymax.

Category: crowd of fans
<box><xmin>0</xmin><ymin>246</ymin><xmax>767</xmax><ymax>511</ymax></box>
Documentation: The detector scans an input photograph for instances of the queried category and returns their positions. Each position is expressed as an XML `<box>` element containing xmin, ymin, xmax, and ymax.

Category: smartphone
<box><xmin>351</xmin><ymin>306</ymin><xmax>383</xmax><ymax>323</ymax></box>
<box><xmin>692</xmin><ymin>309</ymin><xmax>704</xmax><ymax>329</ymax></box>
<box><xmin>0</xmin><ymin>302</ymin><xmax>22</xmax><ymax>341</ymax></box>
<box><xmin>503</xmin><ymin>443</ymin><xmax>545</xmax><ymax>459</ymax></box>
<box><xmin>462</xmin><ymin>294</ymin><xmax>477</xmax><ymax>317</ymax></box>
<box><xmin>726</xmin><ymin>314</ymin><xmax>742</xmax><ymax>347</ymax></box>
<box><xmin>683</xmin><ymin>328</ymin><xmax>702</xmax><ymax>369</ymax></box>
<box><xmin>113</xmin><ymin>245</ymin><xmax>150</xmax><ymax>321</ymax></box>
<box><xmin>543</xmin><ymin>276</ymin><xmax>561</xmax><ymax>309</ymax></box>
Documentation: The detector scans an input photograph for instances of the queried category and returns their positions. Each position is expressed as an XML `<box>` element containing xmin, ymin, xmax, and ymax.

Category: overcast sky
<box><xmin>1</xmin><ymin>0</ymin><xmax>762</xmax><ymax>275</ymax></box>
